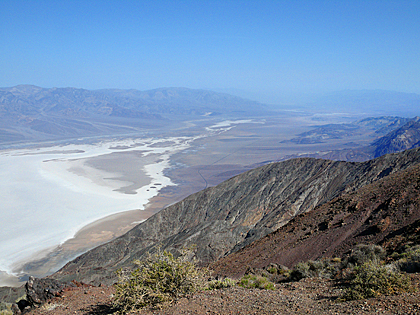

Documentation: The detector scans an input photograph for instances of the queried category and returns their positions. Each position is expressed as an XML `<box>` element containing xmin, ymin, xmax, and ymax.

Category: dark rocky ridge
<box><xmin>53</xmin><ymin>147</ymin><xmax>420</xmax><ymax>284</ymax></box>
<box><xmin>211</xmin><ymin>161</ymin><xmax>420</xmax><ymax>277</ymax></box>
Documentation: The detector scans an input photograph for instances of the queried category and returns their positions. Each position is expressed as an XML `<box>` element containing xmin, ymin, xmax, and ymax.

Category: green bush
<box><xmin>394</xmin><ymin>245</ymin><xmax>420</xmax><ymax>273</ymax></box>
<box><xmin>289</xmin><ymin>259</ymin><xmax>339</xmax><ymax>281</ymax></box>
<box><xmin>206</xmin><ymin>278</ymin><xmax>236</xmax><ymax>290</ymax></box>
<box><xmin>0</xmin><ymin>302</ymin><xmax>12</xmax><ymax>315</ymax></box>
<box><xmin>346</xmin><ymin>244</ymin><xmax>386</xmax><ymax>267</ymax></box>
<box><xmin>113</xmin><ymin>248</ymin><xmax>210</xmax><ymax>314</ymax></box>
<box><xmin>267</xmin><ymin>266</ymin><xmax>277</xmax><ymax>274</ymax></box>
<box><xmin>239</xmin><ymin>275</ymin><xmax>275</xmax><ymax>290</ymax></box>
<box><xmin>265</xmin><ymin>263</ymin><xmax>289</xmax><ymax>275</ymax></box>
<box><xmin>342</xmin><ymin>261</ymin><xmax>412</xmax><ymax>301</ymax></box>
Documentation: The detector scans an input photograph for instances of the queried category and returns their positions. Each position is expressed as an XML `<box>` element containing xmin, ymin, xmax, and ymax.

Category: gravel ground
<box><xmin>26</xmin><ymin>275</ymin><xmax>420</xmax><ymax>315</ymax></box>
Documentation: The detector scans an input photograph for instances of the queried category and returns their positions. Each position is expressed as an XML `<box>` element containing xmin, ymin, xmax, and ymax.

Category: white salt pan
<box><xmin>0</xmin><ymin>136</ymin><xmax>196</xmax><ymax>276</ymax></box>
<box><xmin>0</xmin><ymin>119</ymin><xmax>259</xmax><ymax>284</ymax></box>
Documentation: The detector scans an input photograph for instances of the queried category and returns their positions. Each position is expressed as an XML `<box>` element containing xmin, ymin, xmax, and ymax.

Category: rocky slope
<box><xmin>371</xmin><ymin>118</ymin><xmax>420</xmax><ymax>157</ymax></box>
<box><xmin>53</xmin><ymin>147</ymin><xmax>420</xmax><ymax>284</ymax></box>
<box><xmin>211</xmin><ymin>161</ymin><xmax>420</xmax><ymax>277</ymax></box>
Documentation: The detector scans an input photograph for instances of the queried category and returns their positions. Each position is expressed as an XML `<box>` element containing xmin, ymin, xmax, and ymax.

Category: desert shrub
<box><xmin>265</xmin><ymin>263</ymin><xmax>289</xmax><ymax>275</ymax></box>
<box><xmin>239</xmin><ymin>275</ymin><xmax>275</xmax><ymax>290</ymax></box>
<box><xmin>342</xmin><ymin>260</ymin><xmax>412</xmax><ymax>301</ymax></box>
<box><xmin>206</xmin><ymin>278</ymin><xmax>236</xmax><ymax>290</ymax></box>
<box><xmin>289</xmin><ymin>259</ymin><xmax>339</xmax><ymax>281</ymax></box>
<box><xmin>0</xmin><ymin>303</ymin><xmax>9</xmax><ymax>311</ymax></box>
<box><xmin>331</xmin><ymin>257</ymin><xmax>341</xmax><ymax>263</ymax></box>
<box><xmin>0</xmin><ymin>302</ymin><xmax>12</xmax><ymax>315</ymax></box>
<box><xmin>265</xmin><ymin>264</ymin><xmax>291</xmax><ymax>283</ymax></box>
<box><xmin>393</xmin><ymin>245</ymin><xmax>420</xmax><ymax>273</ymax></box>
<box><xmin>267</xmin><ymin>266</ymin><xmax>277</xmax><ymax>274</ymax></box>
<box><xmin>113</xmin><ymin>248</ymin><xmax>210</xmax><ymax>314</ymax></box>
<box><xmin>289</xmin><ymin>261</ymin><xmax>311</xmax><ymax>281</ymax></box>
<box><xmin>345</xmin><ymin>244</ymin><xmax>386</xmax><ymax>267</ymax></box>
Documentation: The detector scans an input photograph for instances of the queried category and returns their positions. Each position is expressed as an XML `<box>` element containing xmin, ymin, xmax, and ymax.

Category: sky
<box><xmin>1</xmin><ymin>0</ymin><xmax>420</xmax><ymax>101</ymax></box>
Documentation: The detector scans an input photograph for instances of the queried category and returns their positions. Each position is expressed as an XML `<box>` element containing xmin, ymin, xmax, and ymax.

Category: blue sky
<box><xmin>1</xmin><ymin>0</ymin><xmax>420</xmax><ymax>100</ymax></box>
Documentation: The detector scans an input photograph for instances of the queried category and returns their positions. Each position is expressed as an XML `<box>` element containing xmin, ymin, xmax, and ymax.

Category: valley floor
<box><xmin>26</xmin><ymin>275</ymin><xmax>420</xmax><ymax>315</ymax></box>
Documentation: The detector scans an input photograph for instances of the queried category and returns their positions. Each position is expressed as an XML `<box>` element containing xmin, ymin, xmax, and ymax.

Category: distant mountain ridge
<box><xmin>0</xmin><ymin>85</ymin><xmax>264</xmax><ymax>117</ymax></box>
<box><xmin>371</xmin><ymin>117</ymin><xmax>420</xmax><ymax>157</ymax></box>
<box><xmin>0</xmin><ymin>85</ymin><xmax>266</xmax><ymax>144</ymax></box>
<box><xmin>284</xmin><ymin>116</ymin><xmax>413</xmax><ymax>145</ymax></box>
<box><xmin>50</xmin><ymin>147</ymin><xmax>420</xmax><ymax>285</ymax></box>
<box><xmin>282</xmin><ymin>117</ymin><xmax>420</xmax><ymax>162</ymax></box>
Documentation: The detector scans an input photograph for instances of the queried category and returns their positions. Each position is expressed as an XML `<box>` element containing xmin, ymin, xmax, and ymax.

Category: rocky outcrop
<box><xmin>25</xmin><ymin>277</ymin><xmax>73</xmax><ymax>308</ymax></box>
<box><xmin>53</xmin><ymin>147</ymin><xmax>420</xmax><ymax>285</ymax></box>
<box><xmin>10</xmin><ymin>277</ymin><xmax>75</xmax><ymax>314</ymax></box>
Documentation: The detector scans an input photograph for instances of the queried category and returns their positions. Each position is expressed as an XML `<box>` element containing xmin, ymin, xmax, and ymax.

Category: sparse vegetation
<box><xmin>113</xmin><ymin>248</ymin><xmax>210</xmax><ymax>314</ymax></box>
<box><xmin>239</xmin><ymin>275</ymin><xmax>275</xmax><ymax>290</ymax></box>
<box><xmin>0</xmin><ymin>293</ymin><xmax>27</xmax><ymax>315</ymax></box>
<box><xmin>289</xmin><ymin>259</ymin><xmax>339</xmax><ymax>281</ymax></box>
<box><xmin>344</xmin><ymin>244</ymin><xmax>386</xmax><ymax>267</ymax></box>
<box><xmin>393</xmin><ymin>245</ymin><xmax>420</xmax><ymax>273</ymax></box>
<box><xmin>342</xmin><ymin>260</ymin><xmax>412</xmax><ymax>301</ymax></box>
<box><xmin>206</xmin><ymin>277</ymin><xmax>236</xmax><ymax>290</ymax></box>
<box><xmin>264</xmin><ymin>244</ymin><xmax>415</xmax><ymax>301</ymax></box>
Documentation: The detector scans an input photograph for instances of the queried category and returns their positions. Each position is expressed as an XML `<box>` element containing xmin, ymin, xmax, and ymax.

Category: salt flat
<box><xmin>0</xmin><ymin>135</ymin><xmax>198</xmax><ymax>281</ymax></box>
<box><xmin>0</xmin><ymin>119</ymin><xmax>266</xmax><ymax>286</ymax></box>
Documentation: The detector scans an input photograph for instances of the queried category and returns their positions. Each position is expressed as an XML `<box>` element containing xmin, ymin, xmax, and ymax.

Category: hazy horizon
<box><xmin>2</xmin><ymin>0</ymin><xmax>420</xmax><ymax>102</ymax></box>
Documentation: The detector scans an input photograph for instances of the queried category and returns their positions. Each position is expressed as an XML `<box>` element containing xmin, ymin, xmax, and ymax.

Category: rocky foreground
<box><xmin>24</xmin><ymin>275</ymin><xmax>420</xmax><ymax>315</ymax></box>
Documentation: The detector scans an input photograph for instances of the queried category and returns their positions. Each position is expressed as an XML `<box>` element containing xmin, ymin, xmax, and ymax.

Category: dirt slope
<box><xmin>211</xmin><ymin>163</ymin><xmax>420</xmax><ymax>277</ymax></box>
<box><xmin>26</xmin><ymin>275</ymin><xmax>420</xmax><ymax>315</ymax></box>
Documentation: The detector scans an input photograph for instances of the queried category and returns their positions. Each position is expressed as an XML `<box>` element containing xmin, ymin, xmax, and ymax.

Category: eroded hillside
<box><xmin>212</xmin><ymin>161</ymin><xmax>420</xmax><ymax>277</ymax></box>
<box><xmin>53</xmin><ymin>148</ymin><xmax>420</xmax><ymax>284</ymax></box>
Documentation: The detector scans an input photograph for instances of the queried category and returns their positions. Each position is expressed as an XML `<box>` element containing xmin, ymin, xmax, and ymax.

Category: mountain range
<box><xmin>0</xmin><ymin>85</ymin><xmax>266</xmax><ymax>144</ymax></box>
<box><xmin>307</xmin><ymin>90</ymin><xmax>420</xmax><ymax>117</ymax></box>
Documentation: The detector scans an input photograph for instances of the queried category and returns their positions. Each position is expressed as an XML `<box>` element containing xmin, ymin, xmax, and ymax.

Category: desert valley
<box><xmin>3</xmin><ymin>2</ymin><xmax>420</xmax><ymax>313</ymax></box>
<box><xmin>0</xmin><ymin>84</ymin><xmax>420</xmax><ymax>314</ymax></box>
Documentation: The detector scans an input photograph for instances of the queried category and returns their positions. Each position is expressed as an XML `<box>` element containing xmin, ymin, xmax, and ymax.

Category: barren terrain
<box><xmin>25</xmin><ymin>275</ymin><xmax>420</xmax><ymax>315</ymax></box>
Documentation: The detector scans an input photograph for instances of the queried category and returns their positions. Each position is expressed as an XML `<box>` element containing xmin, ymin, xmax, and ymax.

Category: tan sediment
<box><xmin>60</xmin><ymin>183</ymin><xmax>188</xmax><ymax>252</ymax></box>
<box><xmin>60</xmin><ymin>208</ymin><xmax>156</xmax><ymax>252</ymax></box>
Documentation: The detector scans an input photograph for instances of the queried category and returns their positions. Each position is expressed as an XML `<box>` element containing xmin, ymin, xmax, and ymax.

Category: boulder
<box><xmin>25</xmin><ymin>276</ymin><xmax>74</xmax><ymax>308</ymax></box>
